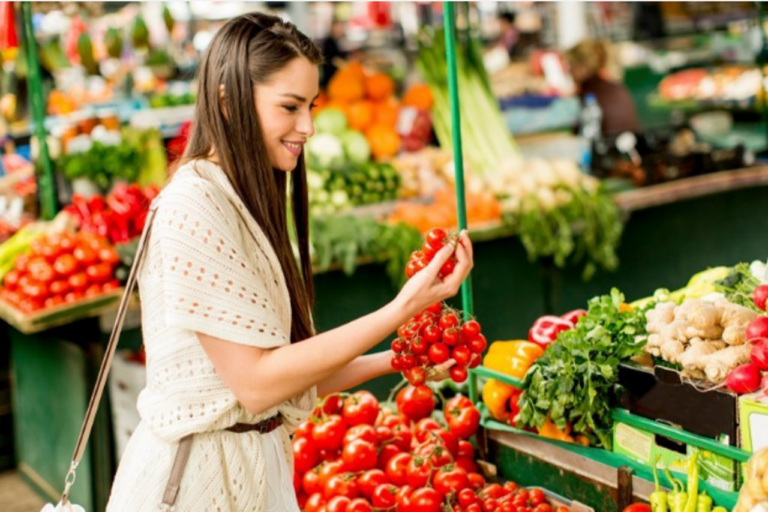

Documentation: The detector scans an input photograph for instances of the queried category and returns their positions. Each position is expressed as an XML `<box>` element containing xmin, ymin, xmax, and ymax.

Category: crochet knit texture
<box><xmin>107</xmin><ymin>160</ymin><xmax>315</xmax><ymax>511</ymax></box>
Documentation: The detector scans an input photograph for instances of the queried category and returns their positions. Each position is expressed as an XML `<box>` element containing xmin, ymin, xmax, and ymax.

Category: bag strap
<box><xmin>59</xmin><ymin>200</ymin><xmax>159</xmax><ymax>505</ymax></box>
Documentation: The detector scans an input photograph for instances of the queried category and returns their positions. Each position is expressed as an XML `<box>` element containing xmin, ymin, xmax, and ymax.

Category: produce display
<box><xmin>307</xmin><ymin>163</ymin><xmax>401</xmax><ymax>216</ymax></box>
<box><xmin>0</xmin><ymin>229</ymin><xmax>121</xmax><ymax>313</ymax></box>
<box><xmin>388</xmin><ymin>188</ymin><xmax>502</xmax><ymax>235</ymax></box>
<box><xmin>657</xmin><ymin>66</ymin><xmax>765</xmax><ymax>104</ymax></box>
<box><xmin>293</xmin><ymin>388</ymin><xmax>568</xmax><ymax>512</ymax></box>
<box><xmin>641</xmin><ymin>454</ymin><xmax>727</xmax><ymax>512</ymax></box>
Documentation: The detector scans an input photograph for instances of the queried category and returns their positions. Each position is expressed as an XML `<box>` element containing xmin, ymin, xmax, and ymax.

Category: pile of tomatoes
<box><xmin>391</xmin><ymin>302</ymin><xmax>487</xmax><ymax>385</ymax></box>
<box><xmin>294</xmin><ymin>386</ymin><xmax>564</xmax><ymax>512</ymax></box>
<box><xmin>0</xmin><ymin>232</ymin><xmax>121</xmax><ymax>313</ymax></box>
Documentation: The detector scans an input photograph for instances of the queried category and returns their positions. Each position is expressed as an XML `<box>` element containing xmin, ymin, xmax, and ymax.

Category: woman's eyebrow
<box><xmin>280</xmin><ymin>93</ymin><xmax>321</xmax><ymax>102</ymax></box>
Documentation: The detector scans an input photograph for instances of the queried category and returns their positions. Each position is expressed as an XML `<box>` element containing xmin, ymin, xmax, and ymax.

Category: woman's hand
<box><xmin>426</xmin><ymin>359</ymin><xmax>456</xmax><ymax>382</ymax></box>
<box><xmin>393</xmin><ymin>230</ymin><xmax>474</xmax><ymax>319</ymax></box>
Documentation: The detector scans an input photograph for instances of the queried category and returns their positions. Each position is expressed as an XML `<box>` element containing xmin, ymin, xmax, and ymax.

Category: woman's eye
<box><xmin>310</xmin><ymin>103</ymin><xmax>318</xmax><ymax>111</ymax></box>
<box><xmin>283</xmin><ymin>105</ymin><xmax>299</xmax><ymax>113</ymax></box>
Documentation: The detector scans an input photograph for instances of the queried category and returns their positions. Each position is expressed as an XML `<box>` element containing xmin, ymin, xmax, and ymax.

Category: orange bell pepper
<box><xmin>538</xmin><ymin>416</ymin><xmax>574</xmax><ymax>443</ymax></box>
<box><xmin>483</xmin><ymin>340</ymin><xmax>544</xmax><ymax>380</ymax></box>
<box><xmin>482</xmin><ymin>378</ymin><xmax>515</xmax><ymax>422</ymax></box>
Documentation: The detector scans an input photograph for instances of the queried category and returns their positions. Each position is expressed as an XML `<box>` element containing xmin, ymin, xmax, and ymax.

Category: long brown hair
<box><xmin>183</xmin><ymin>13</ymin><xmax>322</xmax><ymax>343</ymax></box>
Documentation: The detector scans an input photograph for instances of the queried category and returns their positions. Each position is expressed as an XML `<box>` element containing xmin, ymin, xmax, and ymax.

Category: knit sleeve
<box><xmin>152</xmin><ymin>177</ymin><xmax>289</xmax><ymax>348</ymax></box>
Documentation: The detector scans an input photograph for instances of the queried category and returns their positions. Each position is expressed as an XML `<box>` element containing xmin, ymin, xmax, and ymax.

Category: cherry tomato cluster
<box><xmin>391</xmin><ymin>303</ymin><xmax>487</xmax><ymax>386</ymax></box>
<box><xmin>294</xmin><ymin>389</ymin><xmax>562</xmax><ymax>512</ymax></box>
<box><xmin>405</xmin><ymin>228</ymin><xmax>457</xmax><ymax>279</ymax></box>
<box><xmin>0</xmin><ymin>232</ymin><xmax>121</xmax><ymax>313</ymax></box>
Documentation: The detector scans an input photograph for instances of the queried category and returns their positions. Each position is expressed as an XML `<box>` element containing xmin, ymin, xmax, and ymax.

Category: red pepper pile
<box><xmin>294</xmin><ymin>387</ymin><xmax>565</xmax><ymax>512</ymax></box>
<box><xmin>527</xmin><ymin>310</ymin><xmax>586</xmax><ymax>349</ymax></box>
<box><xmin>64</xmin><ymin>184</ymin><xmax>159</xmax><ymax>245</ymax></box>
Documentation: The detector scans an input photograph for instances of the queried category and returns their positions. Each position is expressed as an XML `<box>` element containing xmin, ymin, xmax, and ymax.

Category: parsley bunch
<box><xmin>517</xmin><ymin>289</ymin><xmax>648</xmax><ymax>449</ymax></box>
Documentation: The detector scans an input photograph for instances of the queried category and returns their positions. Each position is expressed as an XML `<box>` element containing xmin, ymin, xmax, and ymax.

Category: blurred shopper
<box><xmin>319</xmin><ymin>18</ymin><xmax>347</xmax><ymax>88</ymax></box>
<box><xmin>565</xmin><ymin>39</ymin><xmax>639</xmax><ymax>136</ymax></box>
<box><xmin>498</xmin><ymin>11</ymin><xmax>520</xmax><ymax>58</ymax></box>
<box><xmin>106</xmin><ymin>12</ymin><xmax>471</xmax><ymax>512</ymax></box>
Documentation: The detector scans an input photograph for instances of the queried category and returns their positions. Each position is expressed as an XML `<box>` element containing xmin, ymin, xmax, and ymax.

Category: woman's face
<box><xmin>255</xmin><ymin>57</ymin><xmax>319</xmax><ymax>172</ymax></box>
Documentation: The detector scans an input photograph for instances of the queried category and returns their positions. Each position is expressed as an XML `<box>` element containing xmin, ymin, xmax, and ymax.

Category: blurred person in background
<box><xmin>565</xmin><ymin>39</ymin><xmax>639</xmax><ymax>136</ymax></box>
<box><xmin>319</xmin><ymin>18</ymin><xmax>347</xmax><ymax>88</ymax></box>
<box><xmin>498</xmin><ymin>11</ymin><xmax>520</xmax><ymax>58</ymax></box>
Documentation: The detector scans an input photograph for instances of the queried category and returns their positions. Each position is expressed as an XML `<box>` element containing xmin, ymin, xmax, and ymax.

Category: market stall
<box><xmin>1</xmin><ymin>2</ymin><xmax>768</xmax><ymax>512</ymax></box>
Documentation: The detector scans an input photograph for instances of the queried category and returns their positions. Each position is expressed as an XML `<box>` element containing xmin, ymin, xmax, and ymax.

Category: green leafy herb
<box><xmin>714</xmin><ymin>263</ymin><xmax>762</xmax><ymax>312</ymax></box>
<box><xmin>509</xmin><ymin>184</ymin><xmax>623</xmax><ymax>280</ymax></box>
<box><xmin>517</xmin><ymin>289</ymin><xmax>648</xmax><ymax>449</ymax></box>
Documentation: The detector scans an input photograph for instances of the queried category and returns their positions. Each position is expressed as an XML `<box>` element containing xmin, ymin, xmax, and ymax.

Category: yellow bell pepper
<box><xmin>538</xmin><ymin>417</ymin><xmax>574</xmax><ymax>443</ymax></box>
<box><xmin>482</xmin><ymin>378</ymin><xmax>515</xmax><ymax>422</ymax></box>
<box><xmin>483</xmin><ymin>340</ymin><xmax>544</xmax><ymax>380</ymax></box>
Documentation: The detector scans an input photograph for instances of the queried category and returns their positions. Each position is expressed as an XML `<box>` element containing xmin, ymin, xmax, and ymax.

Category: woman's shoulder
<box><xmin>157</xmin><ymin>161</ymin><xmax>232</xmax><ymax>213</ymax></box>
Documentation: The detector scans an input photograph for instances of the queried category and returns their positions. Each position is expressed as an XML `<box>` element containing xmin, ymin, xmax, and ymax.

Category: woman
<box><xmin>107</xmin><ymin>13</ymin><xmax>472</xmax><ymax>512</ymax></box>
<box><xmin>565</xmin><ymin>39</ymin><xmax>640</xmax><ymax>136</ymax></box>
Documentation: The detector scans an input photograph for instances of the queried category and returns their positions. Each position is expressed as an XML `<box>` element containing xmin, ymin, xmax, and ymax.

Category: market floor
<box><xmin>0</xmin><ymin>471</ymin><xmax>45</xmax><ymax>511</ymax></box>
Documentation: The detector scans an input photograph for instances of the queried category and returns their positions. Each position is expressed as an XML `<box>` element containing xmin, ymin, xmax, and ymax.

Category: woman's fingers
<box><xmin>424</xmin><ymin>240</ymin><xmax>456</xmax><ymax>278</ymax></box>
<box><xmin>459</xmin><ymin>230</ymin><xmax>473</xmax><ymax>261</ymax></box>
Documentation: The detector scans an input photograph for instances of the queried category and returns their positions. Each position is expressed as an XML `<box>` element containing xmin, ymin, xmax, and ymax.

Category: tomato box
<box><xmin>617</xmin><ymin>362</ymin><xmax>739</xmax><ymax>445</ymax></box>
<box><xmin>612</xmin><ymin>420</ymin><xmax>740</xmax><ymax>492</ymax></box>
<box><xmin>739</xmin><ymin>392</ymin><xmax>768</xmax><ymax>454</ymax></box>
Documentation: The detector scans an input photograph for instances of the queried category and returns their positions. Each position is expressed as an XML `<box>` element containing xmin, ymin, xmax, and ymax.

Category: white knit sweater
<box><xmin>107</xmin><ymin>160</ymin><xmax>315</xmax><ymax>511</ymax></box>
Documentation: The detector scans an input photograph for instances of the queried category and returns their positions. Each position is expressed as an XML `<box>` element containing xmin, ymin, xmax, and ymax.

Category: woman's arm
<box><xmin>316</xmin><ymin>350</ymin><xmax>394</xmax><ymax>397</ymax></box>
<box><xmin>198</xmin><ymin>233</ymin><xmax>473</xmax><ymax>416</ymax></box>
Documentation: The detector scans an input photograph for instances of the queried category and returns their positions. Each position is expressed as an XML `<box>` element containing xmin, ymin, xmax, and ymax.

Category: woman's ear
<box><xmin>219</xmin><ymin>84</ymin><xmax>229</xmax><ymax>119</ymax></box>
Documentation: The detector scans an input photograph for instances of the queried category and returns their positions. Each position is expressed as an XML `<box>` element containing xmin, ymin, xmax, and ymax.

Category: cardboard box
<box><xmin>617</xmin><ymin>363</ymin><xmax>738</xmax><ymax>445</ymax></box>
<box><xmin>613</xmin><ymin>421</ymin><xmax>739</xmax><ymax>492</ymax></box>
<box><xmin>739</xmin><ymin>393</ymin><xmax>768</xmax><ymax>454</ymax></box>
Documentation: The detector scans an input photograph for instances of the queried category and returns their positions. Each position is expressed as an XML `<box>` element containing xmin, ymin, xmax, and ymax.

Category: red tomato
<box><xmin>458</xmin><ymin>440</ymin><xmax>475</xmax><ymax>459</ymax></box>
<box><xmin>64</xmin><ymin>290</ymin><xmax>84</xmax><ymax>304</ymax></box>
<box><xmin>466</xmin><ymin>505</ymin><xmax>482</xmax><ymax>512</ymax></box>
<box><xmin>450</xmin><ymin>366</ymin><xmax>469</xmax><ymax>383</ymax></box>
<box><xmin>458</xmin><ymin>488</ymin><xmax>478</xmax><ymax>506</ymax></box>
<box><xmin>318</xmin><ymin>460</ymin><xmax>345</xmax><ymax>487</ymax></box>
<box><xmin>444</xmin><ymin>398</ymin><xmax>481</xmax><ymax>440</ymax></box>
<box><xmin>404</xmin><ymin>366</ymin><xmax>426</xmax><ymax>386</ymax></box>
<box><xmin>293</xmin><ymin>436</ymin><xmax>319</xmax><ymax>474</ymax></box>
<box><xmin>406</xmin><ymin>487</ymin><xmax>443</xmax><ymax>512</ymax></box>
<box><xmin>396</xmin><ymin>385</ymin><xmax>435</xmax><ymax>422</ymax></box>
<box><xmin>396</xmin><ymin>485</ymin><xmax>414</xmax><ymax>507</ymax></box>
<box><xmin>410</xmin><ymin>337</ymin><xmax>429</xmax><ymax>355</ymax></box>
<box><xmin>312</xmin><ymin>415</ymin><xmax>347</xmax><ymax>451</ymax></box>
<box><xmin>342</xmin><ymin>439</ymin><xmax>377</xmax><ymax>472</ymax></box>
<box><xmin>84</xmin><ymin>283</ymin><xmax>103</xmax><ymax>298</ymax></box>
<box><xmin>439</xmin><ymin>258</ymin><xmax>457</xmax><ymax>278</ymax></box>
<box><xmin>425</xmin><ymin>228</ymin><xmax>447</xmax><ymax>247</ymax></box>
<box><xmin>325</xmin><ymin>475</ymin><xmax>359</xmax><ymax>500</ymax></box>
<box><xmin>502</xmin><ymin>481</ymin><xmax>519</xmax><ymax>495</ymax></box>
<box><xmin>428</xmin><ymin>343</ymin><xmax>450</xmax><ymax>364</ymax></box>
<box><xmin>44</xmin><ymin>295</ymin><xmax>65</xmax><ymax>309</ymax></box>
<box><xmin>390</xmin><ymin>425</ymin><xmax>413</xmax><ymax>452</ymax></box>
<box><xmin>3</xmin><ymin>269</ymin><xmax>20</xmax><ymax>290</ymax></box>
<box><xmin>347</xmin><ymin>498</ymin><xmax>372</xmax><ymax>512</ymax></box>
<box><xmin>41</xmin><ymin>242</ymin><xmax>63</xmax><ymax>263</ymax></box>
<box><xmin>305</xmin><ymin>492</ymin><xmax>326</xmax><ymax>512</ymax></box>
<box><xmin>528</xmin><ymin>488</ymin><xmax>546</xmax><ymax>506</ymax></box>
<box><xmin>344</xmin><ymin>425</ymin><xmax>377</xmax><ymax>447</ymax></box>
<box><xmin>482</xmin><ymin>498</ymin><xmax>499</xmax><ymax>512</ymax></box>
<box><xmin>98</xmin><ymin>246</ymin><xmax>120</xmax><ymax>265</ymax></box>
<box><xmin>86</xmin><ymin>263</ymin><xmax>114</xmax><ymax>283</ymax></box>
<box><xmin>384</xmin><ymin>452</ymin><xmax>411</xmax><ymax>486</ymax></box>
<box><xmin>455</xmin><ymin>456</ymin><xmax>479</xmax><ymax>474</ymax></box>
<box><xmin>439</xmin><ymin>313</ymin><xmax>460</xmax><ymax>330</ymax></box>
<box><xmin>534</xmin><ymin>504</ymin><xmax>552</xmax><ymax>512</ymax></box>
<box><xmin>442</xmin><ymin>327</ymin><xmax>460</xmax><ymax>346</ymax></box>
<box><xmin>295</xmin><ymin>421</ymin><xmax>314</xmax><ymax>441</ymax></box>
<box><xmin>452</xmin><ymin>345</ymin><xmax>472</xmax><ymax>367</ymax></box>
<box><xmin>53</xmin><ymin>254</ymin><xmax>78</xmax><ymax>277</ymax></box>
<box><xmin>303</xmin><ymin>469</ymin><xmax>324</xmax><ymax>496</ymax></box>
<box><xmin>423</xmin><ymin>324</ymin><xmax>442</xmax><ymax>344</ymax></box>
<box><xmin>405</xmin><ymin>457</ymin><xmax>433</xmax><ymax>488</ymax></box>
<box><xmin>102</xmin><ymin>279</ymin><xmax>120</xmax><ymax>292</ymax></box>
<box><xmin>68</xmin><ymin>272</ymin><xmax>88</xmax><ymax>292</ymax></box>
<box><xmin>371</xmin><ymin>484</ymin><xmax>398</xmax><ymax>509</ymax></box>
<box><xmin>326</xmin><ymin>496</ymin><xmax>351</xmax><ymax>512</ymax></box>
<box><xmin>49</xmin><ymin>280</ymin><xmax>71</xmax><ymax>295</ymax></box>
<box><xmin>14</xmin><ymin>254</ymin><xmax>31</xmax><ymax>273</ymax></box>
<box><xmin>377</xmin><ymin>444</ymin><xmax>401</xmax><ymax>469</ymax></box>
<box><xmin>356</xmin><ymin>469</ymin><xmax>388</xmax><ymax>499</ymax></box>
<box><xmin>468</xmin><ymin>335</ymin><xmax>488</xmax><ymax>354</ymax></box>
<box><xmin>375</xmin><ymin>426</ymin><xmax>394</xmax><ymax>445</ymax></box>
<box><xmin>621</xmin><ymin>505</ymin><xmax>651</xmax><ymax>512</ymax></box>
<box><xmin>297</xmin><ymin>492</ymin><xmax>309</xmax><ymax>510</ymax></box>
<box><xmin>422</xmin><ymin>240</ymin><xmax>443</xmax><ymax>260</ymax></box>
<box><xmin>22</xmin><ymin>279</ymin><xmax>48</xmax><ymax>300</ymax></box>
<box><xmin>343</xmin><ymin>391</ymin><xmax>380</xmax><ymax>427</ymax></box>
<box><xmin>434</xmin><ymin>466</ymin><xmax>470</xmax><ymax>495</ymax></box>
<box><xmin>29</xmin><ymin>258</ymin><xmax>55</xmax><ymax>284</ymax></box>
<box><xmin>467</xmin><ymin>473</ymin><xmax>486</xmax><ymax>491</ymax></box>
<box><xmin>73</xmin><ymin>245</ymin><xmax>98</xmax><ymax>266</ymax></box>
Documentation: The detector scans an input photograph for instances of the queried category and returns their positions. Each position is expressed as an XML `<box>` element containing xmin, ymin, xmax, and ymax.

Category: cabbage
<box><xmin>306</xmin><ymin>133</ymin><xmax>344</xmax><ymax>169</ymax></box>
<box><xmin>314</xmin><ymin>108</ymin><xmax>348</xmax><ymax>135</ymax></box>
<box><xmin>340</xmin><ymin>130</ymin><xmax>371</xmax><ymax>164</ymax></box>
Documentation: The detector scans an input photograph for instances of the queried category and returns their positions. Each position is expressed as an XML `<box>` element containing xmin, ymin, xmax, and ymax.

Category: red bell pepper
<box><xmin>528</xmin><ymin>315</ymin><xmax>573</xmax><ymax>349</ymax></box>
<box><xmin>561</xmin><ymin>309</ymin><xmax>587</xmax><ymax>326</ymax></box>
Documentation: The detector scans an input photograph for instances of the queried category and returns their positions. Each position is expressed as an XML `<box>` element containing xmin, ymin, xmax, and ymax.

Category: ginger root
<box><xmin>646</xmin><ymin>302</ymin><xmax>676</xmax><ymax>333</ymax></box>
<box><xmin>719</xmin><ymin>301</ymin><xmax>759</xmax><ymax>346</ymax></box>
<box><xmin>702</xmin><ymin>344</ymin><xmax>752</xmax><ymax>383</ymax></box>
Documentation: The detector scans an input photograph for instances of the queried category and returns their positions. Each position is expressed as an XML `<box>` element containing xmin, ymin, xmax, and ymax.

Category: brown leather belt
<box><xmin>225</xmin><ymin>414</ymin><xmax>283</xmax><ymax>434</ymax></box>
<box><xmin>160</xmin><ymin>414</ymin><xmax>283</xmax><ymax>510</ymax></box>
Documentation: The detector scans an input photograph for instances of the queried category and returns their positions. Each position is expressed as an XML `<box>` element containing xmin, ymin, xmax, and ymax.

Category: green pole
<box><xmin>443</xmin><ymin>2</ymin><xmax>474</xmax><ymax>317</ymax></box>
<box><xmin>21</xmin><ymin>2</ymin><xmax>57</xmax><ymax>220</ymax></box>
